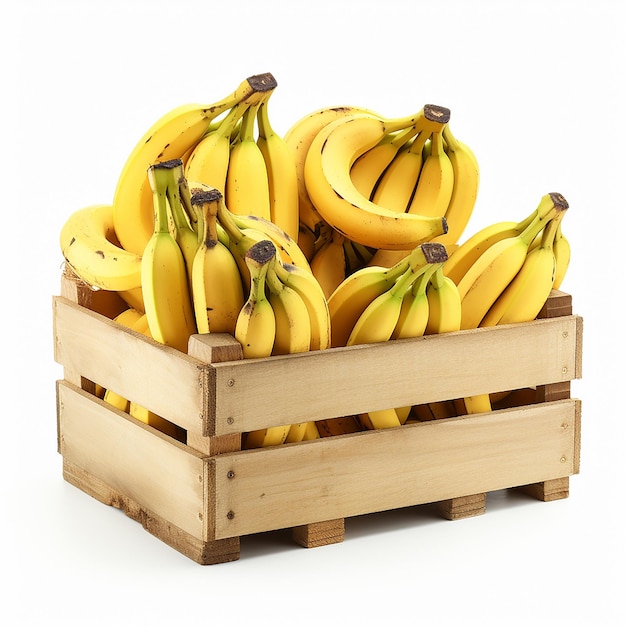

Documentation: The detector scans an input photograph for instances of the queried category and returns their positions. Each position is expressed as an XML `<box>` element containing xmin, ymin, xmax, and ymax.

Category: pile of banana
<box><xmin>57</xmin><ymin>71</ymin><xmax>572</xmax><ymax>444</ymax></box>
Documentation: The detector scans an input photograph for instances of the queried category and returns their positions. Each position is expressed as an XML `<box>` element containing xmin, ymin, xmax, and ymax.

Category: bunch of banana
<box><xmin>302</xmin><ymin>107</ymin><xmax>449</xmax><ymax>251</ymax></box>
<box><xmin>327</xmin><ymin>242</ymin><xmax>450</xmax><ymax>429</ymax></box>
<box><xmin>113</xmin><ymin>73</ymin><xmax>278</xmax><ymax>256</ymax></box>
<box><xmin>184</xmin><ymin>81</ymin><xmax>300</xmax><ymax>241</ymax></box>
<box><xmin>236</xmin><ymin>240</ymin><xmax>329</xmax><ymax>447</ymax></box>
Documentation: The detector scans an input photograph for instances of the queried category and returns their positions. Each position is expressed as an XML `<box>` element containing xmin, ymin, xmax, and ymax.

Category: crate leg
<box><xmin>517</xmin><ymin>477</ymin><xmax>569</xmax><ymax>502</ymax></box>
<box><xmin>292</xmin><ymin>518</ymin><xmax>345</xmax><ymax>548</ymax></box>
<box><xmin>437</xmin><ymin>493</ymin><xmax>487</xmax><ymax>520</ymax></box>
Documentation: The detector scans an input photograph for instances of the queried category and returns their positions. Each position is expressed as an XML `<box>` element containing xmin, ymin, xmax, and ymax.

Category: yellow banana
<box><xmin>406</xmin><ymin>124</ymin><xmax>454</xmax><ymax>219</ymax></box>
<box><xmin>190</xmin><ymin>188</ymin><xmax>245</xmax><ymax>335</ymax></box>
<box><xmin>59</xmin><ymin>204</ymin><xmax>142</xmax><ymax>291</ymax></box>
<box><xmin>304</xmin><ymin>112</ymin><xmax>447</xmax><ymax>250</ymax></box>
<box><xmin>271</xmin><ymin>259</ymin><xmax>331</xmax><ymax>352</ymax></box>
<box><xmin>480</xmin><ymin>206</ymin><xmax>567</xmax><ymax>327</ymax></box>
<box><xmin>237</xmin><ymin>240</ymin><xmax>290</xmax><ymax>448</ymax></box>
<box><xmin>113</xmin><ymin>73</ymin><xmax>277</xmax><ymax>255</ymax></box>
<box><xmin>142</xmin><ymin>161</ymin><xmax>197</xmax><ymax>353</ymax></box>
<box><xmin>552</xmin><ymin>221</ymin><xmax>571</xmax><ymax>290</ymax></box>
<box><xmin>284</xmin><ymin>104</ymin><xmax>381</xmax><ymax>237</ymax></box>
<box><xmin>457</xmin><ymin>193</ymin><xmax>567</xmax><ymax>330</ymax></box>
<box><xmin>256</xmin><ymin>93</ymin><xmax>300</xmax><ymax>241</ymax></box>
<box><xmin>350</xmin><ymin>124</ymin><xmax>418</xmax><ymax>199</ymax></box>
<box><xmin>310</xmin><ymin>229</ymin><xmax>347</xmax><ymax>299</ymax></box>
<box><xmin>431</xmin><ymin>124</ymin><xmax>480</xmax><ymax>247</ymax></box>
<box><xmin>425</xmin><ymin>265</ymin><xmax>462</xmax><ymax>334</ymax></box>
<box><xmin>183</xmin><ymin>100</ymin><xmax>250</xmax><ymax>195</ymax></box>
<box><xmin>391</xmin><ymin>265</ymin><xmax>437</xmax><ymax>340</ymax></box>
<box><xmin>226</xmin><ymin>101</ymin><xmax>271</xmax><ymax>220</ymax></box>
<box><xmin>443</xmin><ymin>194</ymin><xmax>557</xmax><ymax>286</ymax></box>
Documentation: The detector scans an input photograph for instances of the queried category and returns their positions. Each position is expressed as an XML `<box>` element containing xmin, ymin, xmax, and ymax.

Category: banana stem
<box><xmin>191</xmin><ymin>188</ymin><xmax>222</xmax><ymax>248</ymax></box>
<box><xmin>148</xmin><ymin>160</ymin><xmax>181</xmax><ymax>235</ymax></box>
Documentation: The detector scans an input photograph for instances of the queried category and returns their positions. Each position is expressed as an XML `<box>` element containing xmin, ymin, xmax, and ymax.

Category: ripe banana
<box><xmin>271</xmin><ymin>259</ymin><xmax>331</xmax><ymax>352</ymax></box>
<box><xmin>425</xmin><ymin>265</ymin><xmax>462</xmax><ymax>334</ymax></box>
<box><xmin>350</xmin><ymin>124</ymin><xmax>418</xmax><ymax>199</ymax></box>
<box><xmin>552</xmin><ymin>221</ymin><xmax>570</xmax><ymax>290</ymax></box>
<box><xmin>284</xmin><ymin>104</ymin><xmax>381</xmax><ymax>237</ymax></box>
<box><xmin>443</xmin><ymin>196</ymin><xmax>556</xmax><ymax>285</ymax></box>
<box><xmin>113</xmin><ymin>73</ymin><xmax>277</xmax><ymax>255</ymax></box>
<box><xmin>183</xmin><ymin>100</ymin><xmax>250</xmax><ymax>194</ymax></box>
<box><xmin>310</xmin><ymin>229</ymin><xmax>347</xmax><ymax>299</ymax></box>
<box><xmin>142</xmin><ymin>161</ymin><xmax>197</xmax><ymax>352</ymax></box>
<box><xmin>304</xmin><ymin>112</ymin><xmax>447</xmax><ymax>250</ymax></box>
<box><xmin>225</xmin><ymin>101</ymin><xmax>271</xmax><ymax>220</ymax></box>
<box><xmin>190</xmin><ymin>188</ymin><xmax>245</xmax><ymax>335</ymax></box>
<box><xmin>391</xmin><ymin>265</ymin><xmax>437</xmax><ymax>340</ymax></box>
<box><xmin>59</xmin><ymin>204</ymin><xmax>142</xmax><ymax>291</ymax></box>
<box><xmin>457</xmin><ymin>193</ymin><xmax>567</xmax><ymax>330</ymax></box>
<box><xmin>256</xmin><ymin>93</ymin><xmax>300</xmax><ymax>241</ymax></box>
<box><xmin>431</xmin><ymin>124</ymin><xmax>480</xmax><ymax>247</ymax></box>
<box><xmin>480</xmin><ymin>206</ymin><xmax>567</xmax><ymax>327</ymax></box>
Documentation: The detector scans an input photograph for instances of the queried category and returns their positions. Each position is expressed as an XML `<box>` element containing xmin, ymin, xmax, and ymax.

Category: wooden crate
<box><xmin>53</xmin><ymin>270</ymin><xmax>583</xmax><ymax>564</ymax></box>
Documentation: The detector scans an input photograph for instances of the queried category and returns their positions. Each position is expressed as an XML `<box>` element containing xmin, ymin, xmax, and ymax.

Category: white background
<box><xmin>4</xmin><ymin>1</ymin><xmax>624</xmax><ymax>624</ymax></box>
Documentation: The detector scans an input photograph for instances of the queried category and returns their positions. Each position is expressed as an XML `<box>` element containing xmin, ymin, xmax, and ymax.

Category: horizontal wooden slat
<box><xmin>208</xmin><ymin>315</ymin><xmax>582</xmax><ymax>435</ymax></box>
<box><xmin>53</xmin><ymin>296</ymin><xmax>209</xmax><ymax>435</ymax></box>
<box><xmin>57</xmin><ymin>381</ymin><xmax>208</xmax><ymax>540</ymax></box>
<box><xmin>212</xmin><ymin>399</ymin><xmax>580</xmax><ymax>539</ymax></box>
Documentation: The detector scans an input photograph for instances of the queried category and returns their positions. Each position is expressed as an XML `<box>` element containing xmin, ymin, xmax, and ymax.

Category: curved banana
<box><xmin>225</xmin><ymin>101</ymin><xmax>271</xmax><ymax>220</ymax></box>
<box><xmin>190</xmin><ymin>188</ymin><xmax>245</xmax><ymax>335</ymax></box>
<box><xmin>256</xmin><ymin>94</ymin><xmax>300</xmax><ymax>241</ymax></box>
<box><xmin>142</xmin><ymin>161</ymin><xmax>197</xmax><ymax>353</ymax></box>
<box><xmin>391</xmin><ymin>265</ymin><xmax>436</xmax><ymax>340</ymax></box>
<box><xmin>284</xmin><ymin>104</ymin><xmax>381</xmax><ymax>236</ymax></box>
<box><xmin>59</xmin><ymin>204</ymin><xmax>143</xmax><ymax>292</ymax></box>
<box><xmin>113</xmin><ymin>73</ymin><xmax>277</xmax><ymax>255</ymax></box>
<box><xmin>183</xmin><ymin>100</ymin><xmax>250</xmax><ymax>194</ymax></box>
<box><xmin>304</xmin><ymin>112</ymin><xmax>447</xmax><ymax>250</ymax></box>
<box><xmin>406</xmin><ymin>125</ymin><xmax>454</xmax><ymax>219</ymax></box>
<box><xmin>552</xmin><ymin>221</ymin><xmax>571</xmax><ymax>290</ymax></box>
<box><xmin>271</xmin><ymin>259</ymin><xmax>331</xmax><ymax>352</ymax></box>
<box><xmin>457</xmin><ymin>193</ymin><xmax>567</xmax><ymax>330</ymax></box>
<box><xmin>310</xmin><ymin>229</ymin><xmax>347</xmax><ymax>299</ymax></box>
<box><xmin>425</xmin><ymin>265</ymin><xmax>462</xmax><ymax>334</ymax></box>
<box><xmin>480</xmin><ymin>207</ymin><xmax>566</xmax><ymax>327</ymax></box>
<box><xmin>350</xmin><ymin>124</ymin><xmax>418</xmax><ymax>199</ymax></box>
<box><xmin>431</xmin><ymin>124</ymin><xmax>480</xmax><ymax>247</ymax></box>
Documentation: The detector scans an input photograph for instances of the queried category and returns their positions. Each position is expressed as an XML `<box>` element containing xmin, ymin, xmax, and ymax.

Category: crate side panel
<box><xmin>58</xmin><ymin>381</ymin><xmax>207</xmax><ymax>540</ymax></box>
<box><xmin>53</xmin><ymin>297</ymin><xmax>207</xmax><ymax>434</ymax></box>
<box><xmin>213</xmin><ymin>400</ymin><xmax>579</xmax><ymax>538</ymax></box>
<box><xmin>210</xmin><ymin>316</ymin><xmax>581</xmax><ymax>434</ymax></box>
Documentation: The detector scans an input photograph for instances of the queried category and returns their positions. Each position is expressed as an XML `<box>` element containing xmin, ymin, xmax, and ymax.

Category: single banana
<box><xmin>406</xmin><ymin>124</ymin><xmax>454</xmax><ymax>219</ymax></box>
<box><xmin>457</xmin><ymin>193</ymin><xmax>567</xmax><ymax>330</ymax></box>
<box><xmin>431</xmin><ymin>124</ymin><xmax>480</xmax><ymax>247</ymax></box>
<box><xmin>226</xmin><ymin>101</ymin><xmax>271</xmax><ymax>220</ymax></box>
<box><xmin>310</xmin><ymin>229</ymin><xmax>347</xmax><ymax>299</ymax></box>
<box><xmin>190</xmin><ymin>188</ymin><xmax>245</xmax><ymax>335</ymax></box>
<box><xmin>552</xmin><ymin>220</ymin><xmax>571</xmax><ymax>290</ymax></box>
<box><xmin>237</xmin><ymin>240</ymin><xmax>291</xmax><ymax>448</ymax></box>
<box><xmin>59</xmin><ymin>204</ymin><xmax>142</xmax><ymax>291</ymax></box>
<box><xmin>271</xmin><ymin>259</ymin><xmax>331</xmax><ymax>352</ymax></box>
<box><xmin>480</xmin><ymin>206</ymin><xmax>567</xmax><ymax>327</ymax></box>
<box><xmin>256</xmin><ymin>93</ymin><xmax>300</xmax><ymax>241</ymax></box>
<box><xmin>304</xmin><ymin>112</ymin><xmax>447</xmax><ymax>250</ymax></box>
<box><xmin>142</xmin><ymin>161</ymin><xmax>197</xmax><ymax>353</ymax></box>
<box><xmin>113</xmin><ymin>73</ymin><xmax>277</xmax><ymax>255</ymax></box>
<box><xmin>350</xmin><ymin>124</ymin><xmax>418</xmax><ymax>200</ymax></box>
<box><xmin>391</xmin><ymin>264</ymin><xmax>437</xmax><ymax>340</ymax></box>
<box><xmin>425</xmin><ymin>265</ymin><xmax>462</xmax><ymax>334</ymax></box>
<box><xmin>284</xmin><ymin>104</ymin><xmax>381</xmax><ymax>237</ymax></box>
<box><xmin>183</xmin><ymin>100</ymin><xmax>250</xmax><ymax>195</ymax></box>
